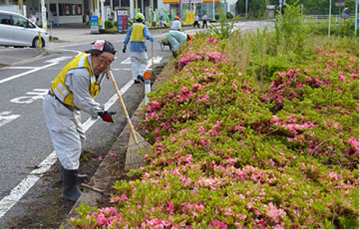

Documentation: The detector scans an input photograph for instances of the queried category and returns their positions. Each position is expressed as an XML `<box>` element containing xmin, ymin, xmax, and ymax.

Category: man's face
<box><xmin>92</xmin><ymin>52</ymin><xmax>115</xmax><ymax>75</ymax></box>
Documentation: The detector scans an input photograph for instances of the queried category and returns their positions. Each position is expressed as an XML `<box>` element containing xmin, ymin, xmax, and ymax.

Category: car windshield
<box><xmin>13</xmin><ymin>15</ymin><xmax>33</xmax><ymax>28</ymax></box>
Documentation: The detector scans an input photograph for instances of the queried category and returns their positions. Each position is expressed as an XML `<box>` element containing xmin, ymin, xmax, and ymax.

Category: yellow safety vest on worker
<box><xmin>131</xmin><ymin>23</ymin><xmax>145</xmax><ymax>42</ymax></box>
<box><xmin>51</xmin><ymin>53</ymin><xmax>99</xmax><ymax>107</ymax></box>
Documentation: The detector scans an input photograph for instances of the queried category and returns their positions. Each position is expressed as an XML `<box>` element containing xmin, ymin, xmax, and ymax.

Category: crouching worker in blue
<box><xmin>43</xmin><ymin>40</ymin><xmax>116</xmax><ymax>202</ymax></box>
<box><xmin>122</xmin><ymin>13</ymin><xmax>154</xmax><ymax>84</ymax></box>
<box><xmin>166</xmin><ymin>31</ymin><xmax>194</xmax><ymax>58</ymax></box>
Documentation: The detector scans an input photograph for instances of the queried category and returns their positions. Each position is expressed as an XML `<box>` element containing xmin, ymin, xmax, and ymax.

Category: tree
<box><xmin>236</xmin><ymin>0</ymin><xmax>357</xmax><ymax>17</ymax></box>
<box><xmin>236</xmin><ymin>0</ymin><xmax>267</xmax><ymax>17</ymax></box>
<box><xmin>277</xmin><ymin>0</ymin><xmax>356</xmax><ymax>15</ymax></box>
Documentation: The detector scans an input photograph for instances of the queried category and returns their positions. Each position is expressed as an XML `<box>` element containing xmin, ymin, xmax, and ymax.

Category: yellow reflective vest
<box><xmin>51</xmin><ymin>53</ymin><xmax>99</xmax><ymax>107</ymax></box>
<box><xmin>131</xmin><ymin>23</ymin><xmax>145</xmax><ymax>42</ymax></box>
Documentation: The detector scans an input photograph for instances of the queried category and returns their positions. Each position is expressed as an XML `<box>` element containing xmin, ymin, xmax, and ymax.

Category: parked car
<box><xmin>0</xmin><ymin>10</ymin><xmax>49</xmax><ymax>48</ymax></box>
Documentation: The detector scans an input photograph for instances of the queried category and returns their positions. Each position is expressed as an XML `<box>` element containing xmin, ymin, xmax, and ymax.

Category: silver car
<box><xmin>0</xmin><ymin>10</ymin><xmax>49</xmax><ymax>48</ymax></box>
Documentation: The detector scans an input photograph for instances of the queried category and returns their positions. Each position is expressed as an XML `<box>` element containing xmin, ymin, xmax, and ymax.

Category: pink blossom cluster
<box><xmin>175</xmin><ymin>48</ymin><xmax>227</xmax><ymax>70</ymax></box>
<box><xmin>271</xmin><ymin>115</ymin><xmax>318</xmax><ymax>136</ymax></box>
<box><xmin>69</xmin><ymin>207</ymin><xmax>127</xmax><ymax>229</ymax></box>
<box><xmin>261</xmin><ymin>68</ymin><xmax>330</xmax><ymax>109</ymax></box>
<box><xmin>208</xmin><ymin>37</ymin><xmax>218</xmax><ymax>44</ymax></box>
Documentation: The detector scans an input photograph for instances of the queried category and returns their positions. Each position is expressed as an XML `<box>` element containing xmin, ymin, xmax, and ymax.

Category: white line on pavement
<box><xmin>0</xmin><ymin>79</ymin><xmax>134</xmax><ymax>219</ymax></box>
<box><xmin>0</xmin><ymin>56</ymin><xmax>72</xmax><ymax>85</ymax></box>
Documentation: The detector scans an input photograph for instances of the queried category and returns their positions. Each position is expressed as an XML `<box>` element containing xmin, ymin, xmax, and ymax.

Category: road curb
<box><xmin>0</xmin><ymin>48</ymin><xmax>49</xmax><ymax>67</ymax></box>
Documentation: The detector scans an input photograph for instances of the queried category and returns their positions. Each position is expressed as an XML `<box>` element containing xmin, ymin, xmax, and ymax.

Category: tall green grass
<box><xmin>212</xmin><ymin>1</ymin><xmax>359</xmax><ymax>87</ymax></box>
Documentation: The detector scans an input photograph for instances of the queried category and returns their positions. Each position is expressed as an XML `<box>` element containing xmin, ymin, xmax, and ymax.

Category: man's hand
<box><xmin>98</xmin><ymin>111</ymin><xmax>116</xmax><ymax>122</ymax></box>
<box><xmin>122</xmin><ymin>46</ymin><xmax>126</xmax><ymax>53</ymax></box>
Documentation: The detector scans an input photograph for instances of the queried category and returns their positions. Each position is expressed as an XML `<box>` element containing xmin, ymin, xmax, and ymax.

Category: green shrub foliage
<box><xmin>105</xmin><ymin>20</ymin><xmax>113</xmax><ymax>29</ymax></box>
<box><xmin>69</xmin><ymin>3</ymin><xmax>359</xmax><ymax>229</ymax></box>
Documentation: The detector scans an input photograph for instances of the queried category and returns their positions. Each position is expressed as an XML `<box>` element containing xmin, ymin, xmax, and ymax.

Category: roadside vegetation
<box><xmin>69</xmin><ymin>2</ymin><xmax>359</xmax><ymax>229</ymax></box>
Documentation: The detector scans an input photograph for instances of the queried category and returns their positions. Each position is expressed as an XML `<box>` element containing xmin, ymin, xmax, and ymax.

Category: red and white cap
<box><xmin>85</xmin><ymin>40</ymin><xmax>116</xmax><ymax>54</ymax></box>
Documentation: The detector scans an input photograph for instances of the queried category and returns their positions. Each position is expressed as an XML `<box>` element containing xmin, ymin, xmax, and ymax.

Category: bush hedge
<box><xmin>69</xmin><ymin>33</ymin><xmax>358</xmax><ymax>229</ymax></box>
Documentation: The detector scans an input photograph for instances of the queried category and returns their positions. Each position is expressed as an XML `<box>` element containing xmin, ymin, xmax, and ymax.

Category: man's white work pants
<box><xmin>43</xmin><ymin>94</ymin><xmax>85</xmax><ymax>170</ymax></box>
<box><xmin>130</xmin><ymin>51</ymin><xmax>148</xmax><ymax>80</ymax></box>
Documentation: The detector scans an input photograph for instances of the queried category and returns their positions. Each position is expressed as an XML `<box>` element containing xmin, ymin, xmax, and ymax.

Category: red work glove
<box><xmin>98</xmin><ymin>111</ymin><xmax>116</xmax><ymax>122</ymax></box>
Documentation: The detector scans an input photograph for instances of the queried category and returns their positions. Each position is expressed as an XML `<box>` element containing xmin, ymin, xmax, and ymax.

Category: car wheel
<box><xmin>32</xmin><ymin>37</ymin><xmax>45</xmax><ymax>48</ymax></box>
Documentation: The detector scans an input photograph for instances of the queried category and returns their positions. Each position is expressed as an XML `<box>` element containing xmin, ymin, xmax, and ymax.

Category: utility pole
<box><xmin>100</xmin><ymin>0</ymin><xmax>105</xmax><ymax>29</ymax></box>
<box><xmin>41</xmin><ymin>0</ymin><xmax>47</xmax><ymax>30</ymax></box>
<box><xmin>95</xmin><ymin>0</ymin><xmax>100</xmax><ymax>20</ymax></box>
<box><xmin>328</xmin><ymin>0</ymin><xmax>332</xmax><ymax>38</ymax></box>
<box><xmin>212</xmin><ymin>0</ymin><xmax>215</xmax><ymax>20</ymax></box>
<box><xmin>18</xmin><ymin>0</ymin><xmax>23</xmax><ymax>15</ymax></box>
<box><xmin>279</xmin><ymin>0</ymin><xmax>282</xmax><ymax>14</ymax></box>
<box><xmin>245</xmin><ymin>0</ymin><xmax>248</xmax><ymax>18</ymax></box>
<box><xmin>179</xmin><ymin>0</ymin><xmax>182</xmax><ymax>19</ymax></box>
<box><xmin>356</xmin><ymin>0</ymin><xmax>359</xmax><ymax>35</ymax></box>
<box><xmin>130</xmin><ymin>0</ymin><xmax>134</xmax><ymax>19</ymax></box>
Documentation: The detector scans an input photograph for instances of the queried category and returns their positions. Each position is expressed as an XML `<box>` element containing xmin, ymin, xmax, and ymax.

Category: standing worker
<box><xmin>202</xmin><ymin>13</ymin><xmax>208</xmax><ymax>29</ymax></box>
<box><xmin>43</xmin><ymin>40</ymin><xmax>117</xmax><ymax>202</ymax></box>
<box><xmin>166</xmin><ymin>31</ymin><xmax>194</xmax><ymax>58</ymax></box>
<box><xmin>123</xmin><ymin>13</ymin><xmax>155</xmax><ymax>84</ymax></box>
<box><xmin>170</xmin><ymin>16</ymin><xmax>182</xmax><ymax>31</ymax></box>
<box><xmin>193</xmin><ymin>15</ymin><xmax>200</xmax><ymax>28</ymax></box>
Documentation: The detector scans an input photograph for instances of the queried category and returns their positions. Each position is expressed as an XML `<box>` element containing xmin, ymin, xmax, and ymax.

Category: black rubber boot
<box><xmin>137</xmin><ymin>75</ymin><xmax>145</xmax><ymax>82</ymax></box>
<box><xmin>61</xmin><ymin>169</ymin><xmax>82</xmax><ymax>202</ymax></box>
<box><xmin>59</xmin><ymin>167</ymin><xmax>88</xmax><ymax>183</ymax></box>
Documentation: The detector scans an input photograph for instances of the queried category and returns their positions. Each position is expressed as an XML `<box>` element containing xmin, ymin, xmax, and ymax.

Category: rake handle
<box><xmin>151</xmin><ymin>42</ymin><xmax>154</xmax><ymax>74</ymax></box>
<box><xmin>108</xmin><ymin>70</ymin><xmax>138</xmax><ymax>144</ymax></box>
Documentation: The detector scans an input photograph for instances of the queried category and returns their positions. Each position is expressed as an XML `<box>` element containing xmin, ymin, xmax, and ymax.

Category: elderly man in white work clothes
<box><xmin>43</xmin><ymin>40</ymin><xmax>116</xmax><ymax>202</ymax></box>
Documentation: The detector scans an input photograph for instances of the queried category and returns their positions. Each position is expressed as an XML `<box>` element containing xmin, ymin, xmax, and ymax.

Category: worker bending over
<box><xmin>166</xmin><ymin>30</ymin><xmax>194</xmax><ymax>58</ymax></box>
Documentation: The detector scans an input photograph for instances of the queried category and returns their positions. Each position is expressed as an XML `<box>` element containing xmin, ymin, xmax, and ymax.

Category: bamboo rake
<box><xmin>108</xmin><ymin>70</ymin><xmax>151</xmax><ymax>170</ymax></box>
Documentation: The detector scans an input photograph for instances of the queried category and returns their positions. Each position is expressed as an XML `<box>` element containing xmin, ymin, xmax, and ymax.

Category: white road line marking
<box><xmin>44</xmin><ymin>56</ymin><xmax>72</xmax><ymax>63</ymax></box>
<box><xmin>120</xmin><ymin>57</ymin><xmax>131</xmax><ymax>64</ymax></box>
<box><xmin>0</xmin><ymin>111</ymin><xmax>21</xmax><ymax>128</ymax></box>
<box><xmin>120</xmin><ymin>56</ymin><xmax>163</xmax><ymax>66</ymax></box>
<box><xmin>111</xmin><ymin>68</ymin><xmax>131</xmax><ymax>71</ymax></box>
<box><xmin>3</xmin><ymin>67</ymin><xmax>37</xmax><ymax>70</ymax></box>
<box><xmin>145</xmin><ymin>57</ymin><xmax>163</xmax><ymax>70</ymax></box>
<box><xmin>0</xmin><ymin>57</ymin><xmax>72</xmax><ymax>85</ymax></box>
<box><xmin>0</xmin><ymin>79</ymin><xmax>134</xmax><ymax>219</ymax></box>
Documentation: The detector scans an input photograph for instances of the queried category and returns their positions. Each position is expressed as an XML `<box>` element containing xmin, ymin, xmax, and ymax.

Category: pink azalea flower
<box><xmin>265</xmin><ymin>202</ymin><xmax>286</xmax><ymax>224</ymax></box>
<box><xmin>209</xmin><ymin>220</ymin><xmax>227</xmax><ymax>229</ymax></box>
<box><xmin>167</xmin><ymin>201</ymin><xmax>174</xmax><ymax>214</ymax></box>
<box><xmin>348</xmin><ymin>138</ymin><xmax>359</xmax><ymax>154</ymax></box>
<box><xmin>151</xmin><ymin>100</ymin><xmax>162</xmax><ymax>110</ymax></box>
<box><xmin>308</xmin><ymin>199</ymin><xmax>314</xmax><ymax>205</ymax></box>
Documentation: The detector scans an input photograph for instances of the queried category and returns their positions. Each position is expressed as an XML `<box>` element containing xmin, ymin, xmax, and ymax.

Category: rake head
<box><xmin>125</xmin><ymin>131</ymin><xmax>151</xmax><ymax>171</ymax></box>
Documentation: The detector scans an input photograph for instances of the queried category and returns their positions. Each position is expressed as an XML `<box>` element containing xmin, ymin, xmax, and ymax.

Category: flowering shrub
<box><xmin>70</xmin><ymin>33</ymin><xmax>359</xmax><ymax>229</ymax></box>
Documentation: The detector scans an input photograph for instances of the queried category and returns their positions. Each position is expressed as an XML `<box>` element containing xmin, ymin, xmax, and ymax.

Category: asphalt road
<box><xmin>0</xmin><ymin>20</ymin><xmax>274</xmax><ymax>227</ymax></box>
<box><xmin>0</xmin><ymin>31</ymin><xmax>172</xmax><ymax>223</ymax></box>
